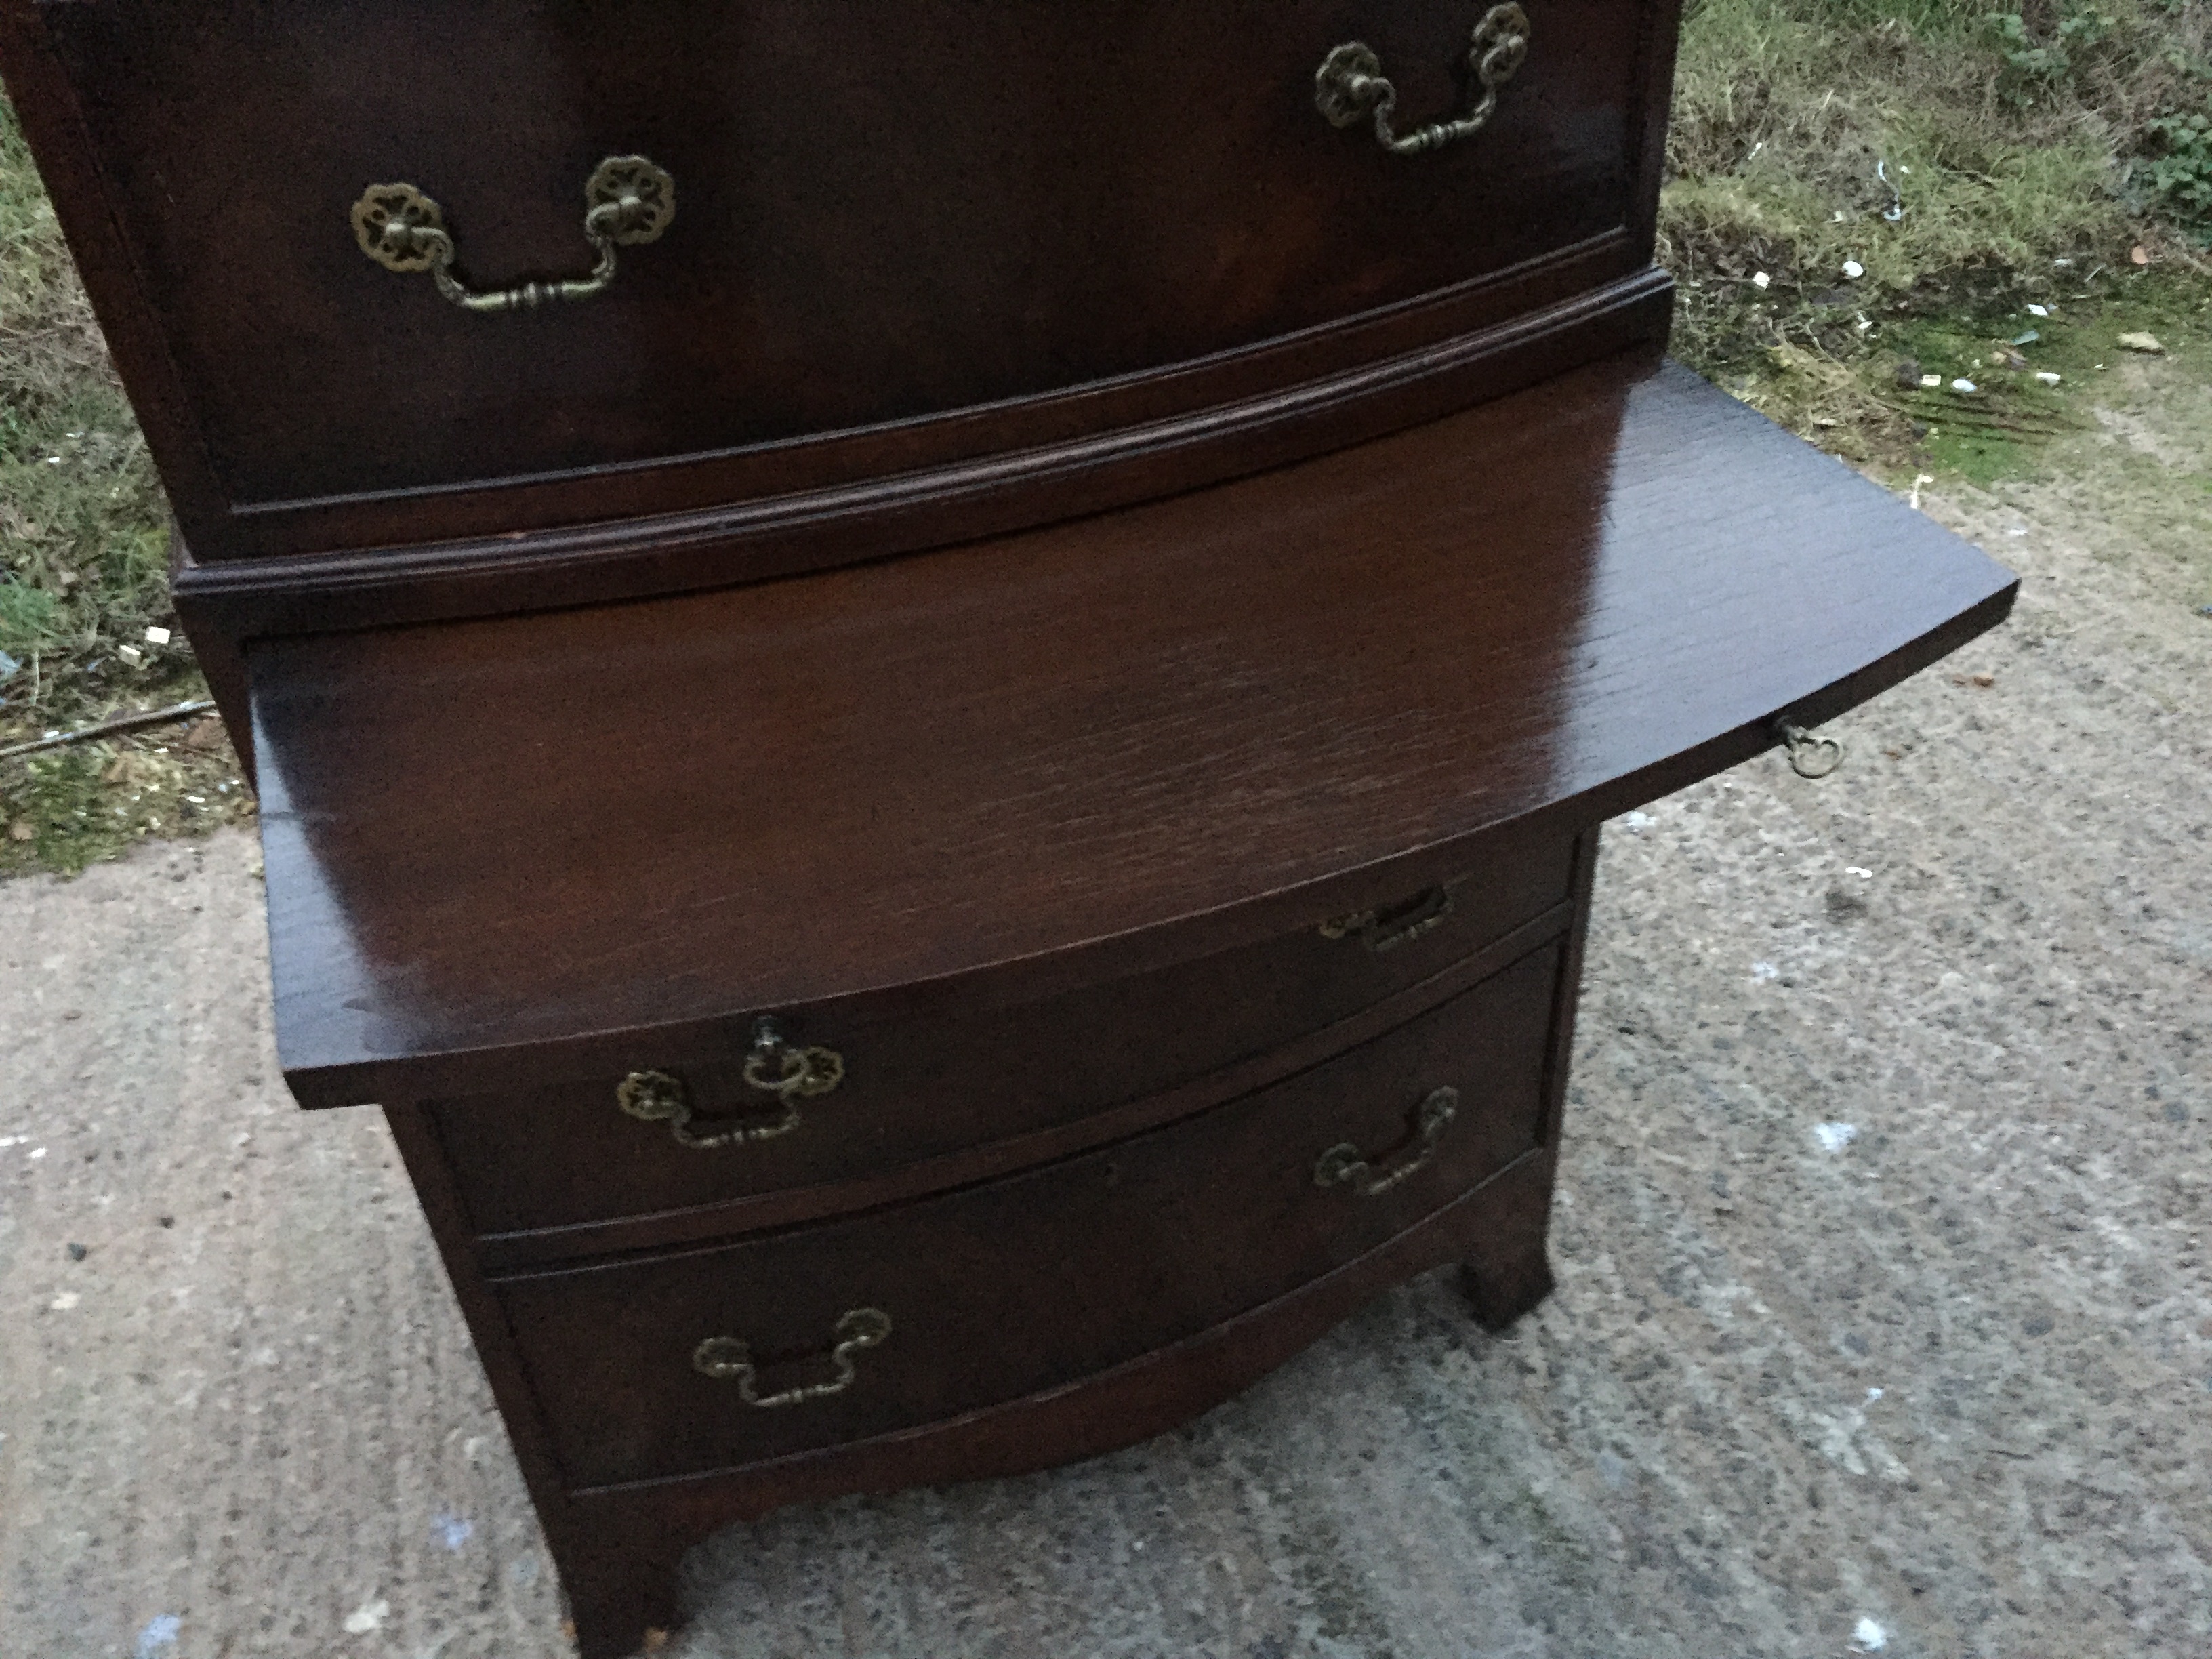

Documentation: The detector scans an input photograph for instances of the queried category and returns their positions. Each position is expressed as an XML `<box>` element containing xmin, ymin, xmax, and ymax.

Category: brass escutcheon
<box><xmin>352</xmin><ymin>154</ymin><xmax>673</xmax><ymax>313</ymax></box>
<box><xmin>693</xmin><ymin>1308</ymin><xmax>893</xmax><ymax>1408</ymax></box>
<box><xmin>617</xmin><ymin>1017</ymin><xmax>843</xmax><ymax>1150</ymax></box>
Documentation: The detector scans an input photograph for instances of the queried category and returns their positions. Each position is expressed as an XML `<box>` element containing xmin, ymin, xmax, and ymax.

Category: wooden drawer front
<box><xmin>37</xmin><ymin>0</ymin><xmax>1647</xmax><ymax>535</ymax></box>
<box><xmin>494</xmin><ymin>939</ymin><xmax>1560</xmax><ymax>1489</ymax></box>
<box><xmin>433</xmin><ymin>836</ymin><xmax>1576</xmax><ymax>1240</ymax></box>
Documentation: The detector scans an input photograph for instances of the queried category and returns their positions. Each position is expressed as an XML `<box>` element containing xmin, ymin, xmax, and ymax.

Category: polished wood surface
<box><xmin>3</xmin><ymin>0</ymin><xmax>1675</xmax><ymax>558</ymax></box>
<box><xmin>5</xmin><ymin>8</ymin><xmax>2023</xmax><ymax>1654</ymax></box>
<box><xmin>253</xmin><ymin>352</ymin><xmax>2016</xmax><ymax>1108</ymax></box>
<box><xmin>393</xmin><ymin>1116</ymin><xmax>1576</xmax><ymax>1656</ymax></box>
<box><xmin>432</xmin><ymin>835</ymin><xmax>1572</xmax><ymax>1245</ymax></box>
<box><xmin>498</xmin><ymin>941</ymin><xmax>1560</xmax><ymax>1490</ymax></box>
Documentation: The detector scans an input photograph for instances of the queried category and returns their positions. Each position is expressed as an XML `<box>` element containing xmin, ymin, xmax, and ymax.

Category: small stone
<box><xmin>67</xmin><ymin>1242</ymin><xmax>87</xmax><ymax>1261</ymax></box>
<box><xmin>1893</xmin><ymin>358</ymin><xmax>1922</xmax><ymax>388</ymax></box>
<box><xmin>1842</xmin><ymin>260</ymin><xmax>1864</xmax><ymax>279</ymax></box>
<box><xmin>158</xmin><ymin>1216</ymin><xmax>175</xmax><ymax>1228</ymax></box>
<box><xmin>2023</xmin><ymin>1314</ymin><xmax>2054</xmax><ymax>1337</ymax></box>
<box><xmin>1951</xmin><ymin>377</ymin><xmax>1978</xmax><ymax>394</ymax></box>
<box><xmin>2118</xmin><ymin>332</ymin><xmax>2165</xmax><ymax>354</ymax></box>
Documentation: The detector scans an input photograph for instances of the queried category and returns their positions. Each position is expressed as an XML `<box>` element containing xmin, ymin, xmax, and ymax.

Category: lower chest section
<box><xmin>405</xmin><ymin>830</ymin><xmax>1589</xmax><ymax>1495</ymax></box>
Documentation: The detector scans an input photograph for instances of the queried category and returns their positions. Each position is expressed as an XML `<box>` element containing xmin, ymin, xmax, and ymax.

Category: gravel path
<box><xmin>2</xmin><ymin>426</ymin><xmax>2206</xmax><ymax>1658</ymax></box>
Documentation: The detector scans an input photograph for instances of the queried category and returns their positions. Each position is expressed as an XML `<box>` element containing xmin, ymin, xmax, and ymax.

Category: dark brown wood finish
<box><xmin>8</xmin><ymin>0</ymin><xmax>1672</xmax><ymax>558</ymax></box>
<box><xmin>5</xmin><ymin>7</ymin><xmax>2022</xmax><ymax>1654</ymax></box>
<box><xmin>432</xmin><ymin>835</ymin><xmax>1572</xmax><ymax>1246</ymax></box>
<box><xmin>396</xmin><ymin>1123</ymin><xmax>1572</xmax><ymax>1659</ymax></box>
<box><xmin>498</xmin><ymin>943</ymin><xmax>1560</xmax><ymax>1490</ymax></box>
<box><xmin>459</xmin><ymin>899</ymin><xmax>1575</xmax><ymax>1271</ymax></box>
<box><xmin>252</xmin><ymin>353</ymin><xmax>2015</xmax><ymax>1109</ymax></box>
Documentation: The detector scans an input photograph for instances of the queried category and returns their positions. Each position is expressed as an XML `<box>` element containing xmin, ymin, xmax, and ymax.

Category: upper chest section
<box><xmin>25</xmin><ymin>0</ymin><xmax>1674</xmax><ymax>564</ymax></box>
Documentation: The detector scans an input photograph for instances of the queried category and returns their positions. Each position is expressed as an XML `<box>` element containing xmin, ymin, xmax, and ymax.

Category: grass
<box><xmin>0</xmin><ymin>100</ymin><xmax>248</xmax><ymax>875</ymax></box>
<box><xmin>3</xmin><ymin>3</ymin><xmax>2211</xmax><ymax>874</ymax></box>
<box><xmin>1663</xmin><ymin>0</ymin><xmax>2212</xmax><ymax>451</ymax></box>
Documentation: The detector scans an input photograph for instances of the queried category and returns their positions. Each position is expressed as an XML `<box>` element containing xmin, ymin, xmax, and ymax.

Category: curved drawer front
<box><xmin>40</xmin><ymin>0</ymin><xmax>1650</xmax><ymax>548</ymax></box>
<box><xmin>431</xmin><ymin>835</ymin><xmax>1576</xmax><ymax>1240</ymax></box>
<box><xmin>493</xmin><ymin>939</ymin><xmax>1562</xmax><ymax>1490</ymax></box>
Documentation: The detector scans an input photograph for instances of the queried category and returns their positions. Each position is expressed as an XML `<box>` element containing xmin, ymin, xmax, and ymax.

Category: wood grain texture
<box><xmin>495</xmin><ymin>943</ymin><xmax>1559</xmax><ymax>1490</ymax></box>
<box><xmin>432</xmin><ymin>834</ymin><xmax>1571</xmax><ymax>1249</ymax></box>
<box><xmin>252</xmin><ymin>352</ymin><xmax>2016</xmax><ymax>1107</ymax></box>
<box><xmin>7</xmin><ymin>0</ymin><xmax>1666</xmax><ymax>554</ymax></box>
<box><xmin>536</xmin><ymin>1145</ymin><xmax>1567</xmax><ymax>1658</ymax></box>
<box><xmin>457</xmin><ymin>897</ymin><xmax>1576</xmax><ymax>1271</ymax></box>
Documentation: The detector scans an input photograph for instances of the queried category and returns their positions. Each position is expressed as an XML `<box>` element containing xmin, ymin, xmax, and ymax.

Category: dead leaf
<box><xmin>2129</xmin><ymin>243</ymin><xmax>2151</xmax><ymax>266</ymax></box>
<box><xmin>181</xmin><ymin>718</ymin><xmax>226</xmax><ymax>754</ymax></box>
<box><xmin>9</xmin><ymin>820</ymin><xmax>35</xmax><ymax>842</ymax></box>
<box><xmin>2118</xmin><ymin>332</ymin><xmax>2165</xmax><ymax>355</ymax></box>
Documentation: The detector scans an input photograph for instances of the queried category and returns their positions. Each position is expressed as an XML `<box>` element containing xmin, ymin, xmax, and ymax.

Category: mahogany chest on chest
<box><xmin>1</xmin><ymin>3</ymin><xmax>2013</xmax><ymax>1652</ymax></box>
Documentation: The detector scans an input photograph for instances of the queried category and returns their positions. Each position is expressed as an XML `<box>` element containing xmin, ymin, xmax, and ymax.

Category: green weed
<box><xmin>2</xmin><ymin>96</ymin><xmax>235</xmax><ymax>874</ymax></box>
<box><xmin>1664</xmin><ymin>0</ymin><xmax>2212</xmax><ymax>458</ymax></box>
<box><xmin>1</xmin><ymin>98</ymin><xmax>197</xmax><ymax>714</ymax></box>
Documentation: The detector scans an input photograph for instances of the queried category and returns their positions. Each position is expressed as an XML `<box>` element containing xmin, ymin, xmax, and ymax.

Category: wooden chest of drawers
<box><xmin>3</xmin><ymin>1</ymin><xmax>2015</xmax><ymax>1652</ymax></box>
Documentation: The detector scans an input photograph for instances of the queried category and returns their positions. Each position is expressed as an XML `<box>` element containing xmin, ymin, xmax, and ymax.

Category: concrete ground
<box><xmin>3</xmin><ymin>404</ymin><xmax>2209</xmax><ymax>1656</ymax></box>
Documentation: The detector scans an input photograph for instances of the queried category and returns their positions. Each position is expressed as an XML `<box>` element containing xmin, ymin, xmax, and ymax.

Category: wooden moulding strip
<box><xmin>173</xmin><ymin>267</ymin><xmax>1675</xmax><ymax>640</ymax></box>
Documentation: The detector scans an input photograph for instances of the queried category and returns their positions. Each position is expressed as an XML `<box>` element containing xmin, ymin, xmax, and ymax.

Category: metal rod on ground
<box><xmin>0</xmin><ymin>699</ymin><xmax>216</xmax><ymax>762</ymax></box>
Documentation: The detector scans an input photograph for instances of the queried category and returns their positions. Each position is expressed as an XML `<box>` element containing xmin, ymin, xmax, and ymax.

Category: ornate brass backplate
<box><xmin>351</xmin><ymin>154</ymin><xmax>674</xmax><ymax>312</ymax></box>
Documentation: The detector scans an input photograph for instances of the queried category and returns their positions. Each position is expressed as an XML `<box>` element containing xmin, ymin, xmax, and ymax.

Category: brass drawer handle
<box><xmin>1319</xmin><ymin>878</ymin><xmax>1464</xmax><ymax>952</ymax></box>
<box><xmin>1314</xmin><ymin>1086</ymin><xmax>1459</xmax><ymax>1197</ymax></box>
<box><xmin>352</xmin><ymin>154</ymin><xmax>674</xmax><ymax>313</ymax></box>
<box><xmin>617</xmin><ymin>1017</ymin><xmax>844</xmax><ymax>1150</ymax></box>
<box><xmin>1315</xmin><ymin>4</ymin><xmax>1530</xmax><ymax>157</ymax></box>
<box><xmin>693</xmin><ymin>1308</ymin><xmax>893</xmax><ymax>1408</ymax></box>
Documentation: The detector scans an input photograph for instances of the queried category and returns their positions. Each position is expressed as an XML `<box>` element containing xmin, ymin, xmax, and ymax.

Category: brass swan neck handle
<box><xmin>352</xmin><ymin>154</ymin><xmax>674</xmax><ymax>313</ymax></box>
<box><xmin>1316</xmin><ymin>5</ymin><xmax>1531</xmax><ymax>157</ymax></box>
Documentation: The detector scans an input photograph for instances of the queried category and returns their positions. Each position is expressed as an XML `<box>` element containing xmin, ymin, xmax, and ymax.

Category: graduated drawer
<box><xmin>493</xmin><ymin>939</ymin><xmax>1563</xmax><ymax>1490</ymax></box>
<box><xmin>432</xmin><ymin>836</ymin><xmax>1576</xmax><ymax>1243</ymax></box>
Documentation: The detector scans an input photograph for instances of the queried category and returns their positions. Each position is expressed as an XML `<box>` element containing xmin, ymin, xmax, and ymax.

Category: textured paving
<box><xmin>2</xmin><ymin>472</ymin><xmax>2207</xmax><ymax>1659</ymax></box>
